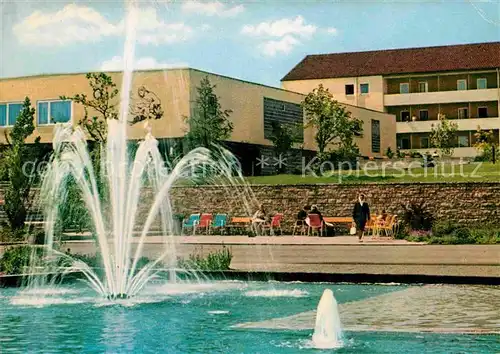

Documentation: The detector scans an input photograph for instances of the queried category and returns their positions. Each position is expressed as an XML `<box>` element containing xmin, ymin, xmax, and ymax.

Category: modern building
<box><xmin>0</xmin><ymin>68</ymin><xmax>395</xmax><ymax>174</ymax></box>
<box><xmin>282</xmin><ymin>41</ymin><xmax>500</xmax><ymax>157</ymax></box>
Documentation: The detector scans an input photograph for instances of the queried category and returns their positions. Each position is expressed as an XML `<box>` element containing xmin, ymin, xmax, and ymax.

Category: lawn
<box><xmin>245</xmin><ymin>162</ymin><xmax>500</xmax><ymax>185</ymax></box>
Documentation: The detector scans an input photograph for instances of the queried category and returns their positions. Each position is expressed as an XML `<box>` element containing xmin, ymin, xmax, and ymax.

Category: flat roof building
<box><xmin>282</xmin><ymin>41</ymin><xmax>500</xmax><ymax>157</ymax></box>
<box><xmin>0</xmin><ymin>68</ymin><xmax>395</xmax><ymax>174</ymax></box>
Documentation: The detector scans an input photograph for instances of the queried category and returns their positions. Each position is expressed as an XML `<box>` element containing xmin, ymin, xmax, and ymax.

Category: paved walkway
<box><xmin>56</xmin><ymin>236</ymin><xmax>500</xmax><ymax>279</ymax></box>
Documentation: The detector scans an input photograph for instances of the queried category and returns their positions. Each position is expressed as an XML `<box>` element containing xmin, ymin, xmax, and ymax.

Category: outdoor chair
<box><xmin>307</xmin><ymin>214</ymin><xmax>323</xmax><ymax>237</ymax></box>
<box><xmin>262</xmin><ymin>213</ymin><xmax>283</xmax><ymax>236</ymax></box>
<box><xmin>181</xmin><ymin>213</ymin><xmax>200</xmax><ymax>235</ymax></box>
<box><xmin>196</xmin><ymin>213</ymin><xmax>213</xmax><ymax>235</ymax></box>
<box><xmin>380</xmin><ymin>215</ymin><xmax>397</xmax><ymax>238</ymax></box>
<box><xmin>210</xmin><ymin>214</ymin><xmax>228</xmax><ymax>235</ymax></box>
<box><xmin>293</xmin><ymin>219</ymin><xmax>307</xmax><ymax>236</ymax></box>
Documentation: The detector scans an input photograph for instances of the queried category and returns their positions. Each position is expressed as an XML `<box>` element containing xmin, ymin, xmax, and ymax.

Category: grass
<box><xmin>244</xmin><ymin>162</ymin><xmax>500</xmax><ymax>185</ymax></box>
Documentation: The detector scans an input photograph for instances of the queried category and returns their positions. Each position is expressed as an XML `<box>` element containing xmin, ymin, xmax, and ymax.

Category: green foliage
<box><xmin>430</xmin><ymin>114</ymin><xmax>458</xmax><ymax>157</ymax></box>
<box><xmin>177</xmin><ymin>246</ymin><xmax>232</xmax><ymax>271</ymax></box>
<box><xmin>61</xmin><ymin>72</ymin><xmax>164</xmax><ymax>143</ymax></box>
<box><xmin>473</xmin><ymin>127</ymin><xmax>497</xmax><ymax>163</ymax></box>
<box><xmin>0</xmin><ymin>246</ymin><xmax>43</xmax><ymax>275</ymax></box>
<box><xmin>401</xmin><ymin>202</ymin><xmax>434</xmax><ymax>231</ymax></box>
<box><xmin>269</xmin><ymin>122</ymin><xmax>302</xmax><ymax>173</ymax></box>
<box><xmin>57</xmin><ymin>177</ymin><xmax>92</xmax><ymax>233</ymax></box>
<box><xmin>61</xmin><ymin>73</ymin><xmax>119</xmax><ymax>143</ymax></box>
<box><xmin>302</xmin><ymin>84</ymin><xmax>363</xmax><ymax>159</ymax></box>
<box><xmin>184</xmin><ymin>76</ymin><xmax>233</xmax><ymax>149</ymax></box>
<box><xmin>386</xmin><ymin>147</ymin><xmax>395</xmax><ymax>159</ymax></box>
<box><xmin>1</xmin><ymin>98</ymin><xmax>47</xmax><ymax>231</ymax></box>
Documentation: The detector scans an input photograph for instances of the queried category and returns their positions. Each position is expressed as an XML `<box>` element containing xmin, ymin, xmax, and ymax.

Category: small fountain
<box><xmin>312</xmin><ymin>289</ymin><xmax>343</xmax><ymax>349</ymax></box>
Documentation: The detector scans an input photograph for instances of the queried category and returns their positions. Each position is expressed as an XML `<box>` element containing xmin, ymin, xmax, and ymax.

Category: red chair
<box><xmin>195</xmin><ymin>213</ymin><xmax>213</xmax><ymax>235</ymax></box>
<box><xmin>307</xmin><ymin>214</ymin><xmax>323</xmax><ymax>237</ymax></box>
<box><xmin>262</xmin><ymin>213</ymin><xmax>283</xmax><ymax>236</ymax></box>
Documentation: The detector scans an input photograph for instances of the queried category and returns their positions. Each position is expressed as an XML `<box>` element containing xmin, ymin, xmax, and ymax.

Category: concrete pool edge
<box><xmin>1</xmin><ymin>270</ymin><xmax>499</xmax><ymax>287</ymax></box>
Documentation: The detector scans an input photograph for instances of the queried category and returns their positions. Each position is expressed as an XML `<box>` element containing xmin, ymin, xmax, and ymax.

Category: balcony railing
<box><xmin>384</xmin><ymin>88</ymin><xmax>498</xmax><ymax>106</ymax></box>
<box><xmin>396</xmin><ymin>117</ymin><xmax>500</xmax><ymax>133</ymax></box>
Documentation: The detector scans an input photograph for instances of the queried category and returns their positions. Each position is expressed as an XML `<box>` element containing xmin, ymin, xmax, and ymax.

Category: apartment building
<box><xmin>282</xmin><ymin>42</ymin><xmax>500</xmax><ymax>157</ymax></box>
<box><xmin>0</xmin><ymin>68</ymin><xmax>395</xmax><ymax>174</ymax></box>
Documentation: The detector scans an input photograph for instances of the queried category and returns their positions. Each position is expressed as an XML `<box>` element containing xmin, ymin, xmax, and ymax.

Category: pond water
<box><xmin>0</xmin><ymin>281</ymin><xmax>498</xmax><ymax>353</ymax></box>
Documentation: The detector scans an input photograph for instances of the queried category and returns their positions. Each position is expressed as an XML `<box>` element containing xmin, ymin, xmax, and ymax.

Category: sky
<box><xmin>0</xmin><ymin>0</ymin><xmax>499</xmax><ymax>87</ymax></box>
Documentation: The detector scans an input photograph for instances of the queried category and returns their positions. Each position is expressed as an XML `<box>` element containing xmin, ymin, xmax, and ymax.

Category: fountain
<box><xmin>311</xmin><ymin>289</ymin><xmax>343</xmax><ymax>349</ymax></box>
<box><xmin>33</xmin><ymin>0</ymin><xmax>256</xmax><ymax>301</ymax></box>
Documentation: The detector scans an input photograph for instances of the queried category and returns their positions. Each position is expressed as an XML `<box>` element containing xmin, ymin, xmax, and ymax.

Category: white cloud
<box><xmin>13</xmin><ymin>4</ymin><xmax>119</xmax><ymax>46</ymax></box>
<box><xmin>241</xmin><ymin>16</ymin><xmax>316</xmax><ymax>38</ymax></box>
<box><xmin>117</xmin><ymin>7</ymin><xmax>193</xmax><ymax>45</ymax></box>
<box><xmin>181</xmin><ymin>1</ymin><xmax>244</xmax><ymax>17</ymax></box>
<box><xmin>241</xmin><ymin>16</ymin><xmax>316</xmax><ymax>56</ymax></box>
<box><xmin>100</xmin><ymin>56</ymin><xmax>188</xmax><ymax>71</ymax></box>
<box><xmin>13</xmin><ymin>5</ymin><xmax>192</xmax><ymax>46</ymax></box>
<box><xmin>260</xmin><ymin>35</ymin><xmax>299</xmax><ymax>57</ymax></box>
<box><xmin>327</xmin><ymin>27</ymin><xmax>338</xmax><ymax>36</ymax></box>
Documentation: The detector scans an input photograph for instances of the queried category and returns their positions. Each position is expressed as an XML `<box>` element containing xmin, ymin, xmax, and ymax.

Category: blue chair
<box><xmin>211</xmin><ymin>214</ymin><xmax>228</xmax><ymax>235</ymax></box>
<box><xmin>182</xmin><ymin>214</ymin><xmax>200</xmax><ymax>235</ymax></box>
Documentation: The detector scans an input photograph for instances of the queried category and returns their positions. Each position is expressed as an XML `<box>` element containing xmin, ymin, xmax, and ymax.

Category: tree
<box><xmin>473</xmin><ymin>126</ymin><xmax>497</xmax><ymax>163</ymax></box>
<box><xmin>429</xmin><ymin>114</ymin><xmax>458</xmax><ymax>157</ymax></box>
<box><xmin>268</xmin><ymin>121</ymin><xmax>302</xmax><ymax>173</ymax></box>
<box><xmin>184</xmin><ymin>76</ymin><xmax>233</xmax><ymax>149</ymax></box>
<box><xmin>1</xmin><ymin>98</ymin><xmax>44</xmax><ymax>231</ymax></box>
<box><xmin>302</xmin><ymin>84</ymin><xmax>363</xmax><ymax>161</ymax></box>
<box><xmin>61</xmin><ymin>72</ymin><xmax>164</xmax><ymax>144</ymax></box>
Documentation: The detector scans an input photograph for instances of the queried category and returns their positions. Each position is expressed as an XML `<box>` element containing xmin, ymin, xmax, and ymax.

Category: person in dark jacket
<box><xmin>352</xmin><ymin>194</ymin><xmax>370</xmax><ymax>242</ymax></box>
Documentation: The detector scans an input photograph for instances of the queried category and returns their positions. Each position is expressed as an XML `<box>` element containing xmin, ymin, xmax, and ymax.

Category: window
<box><xmin>458</xmin><ymin>135</ymin><xmax>469</xmax><ymax>148</ymax></box>
<box><xmin>458</xmin><ymin>108</ymin><xmax>468</xmax><ymax>119</ymax></box>
<box><xmin>477</xmin><ymin>78</ymin><xmax>487</xmax><ymax>89</ymax></box>
<box><xmin>420</xmin><ymin>137</ymin><xmax>429</xmax><ymax>149</ymax></box>
<box><xmin>478</xmin><ymin>107</ymin><xmax>488</xmax><ymax>118</ymax></box>
<box><xmin>0</xmin><ymin>102</ymin><xmax>23</xmax><ymax>127</ymax></box>
<box><xmin>360</xmin><ymin>83</ymin><xmax>369</xmax><ymax>94</ymax></box>
<box><xmin>400</xmin><ymin>83</ymin><xmax>410</xmax><ymax>94</ymax></box>
<box><xmin>400</xmin><ymin>111</ymin><xmax>410</xmax><ymax>122</ymax></box>
<box><xmin>418</xmin><ymin>81</ymin><xmax>428</xmax><ymax>93</ymax></box>
<box><xmin>371</xmin><ymin>119</ymin><xmax>381</xmax><ymax>153</ymax></box>
<box><xmin>457</xmin><ymin>79</ymin><xmax>467</xmax><ymax>91</ymax></box>
<box><xmin>345</xmin><ymin>84</ymin><xmax>354</xmax><ymax>95</ymax></box>
<box><xmin>399</xmin><ymin>137</ymin><xmax>411</xmax><ymax>150</ymax></box>
<box><xmin>419</xmin><ymin>110</ymin><xmax>429</xmax><ymax>121</ymax></box>
<box><xmin>37</xmin><ymin>100</ymin><xmax>72</xmax><ymax>125</ymax></box>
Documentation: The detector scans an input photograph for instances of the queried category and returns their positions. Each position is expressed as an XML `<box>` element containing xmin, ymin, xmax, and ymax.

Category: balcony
<box><xmin>384</xmin><ymin>88</ymin><xmax>498</xmax><ymax>106</ymax></box>
<box><xmin>396</xmin><ymin>117</ymin><xmax>500</xmax><ymax>134</ymax></box>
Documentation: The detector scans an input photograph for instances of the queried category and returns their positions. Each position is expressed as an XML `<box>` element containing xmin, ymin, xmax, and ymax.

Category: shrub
<box><xmin>0</xmin><ymin>246</ymin><xmax>44</xmax><ymax>275</ymax></box>
<box><xmin>401</xmin><ymin>202</ymin><xmax>434</xmax><ymax>231</ymax></box>
<box><xmin>432</xmin><ymin>221</ymin><xmax>456</xmax><ymax>237</ymax></box>
<box><xmin>386</xmin><ymin>147</ymin><xmax>395</xmax><ymax>159</ymax></box>
<box><xmin>178</xmin><ymin>246</ymin><xmax>232</xmax><ymax>271</ymax></box>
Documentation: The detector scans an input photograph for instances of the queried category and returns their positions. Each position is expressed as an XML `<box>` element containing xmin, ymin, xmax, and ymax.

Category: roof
<box><xmin>282</xmin><ymin>42</ymin><xmax>500</xmax><ymax>81</ymax></box>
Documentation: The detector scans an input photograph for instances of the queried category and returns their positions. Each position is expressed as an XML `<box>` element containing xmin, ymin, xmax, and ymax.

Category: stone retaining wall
<box><xmin>169</xmin><ymin>183</ymin><xmax>500</xmax><ymax>228</ymax></box>
<box><xmin>2</xmin><ymin>183</ymin><xmax>500</xmax><ymax>230</ymax></box>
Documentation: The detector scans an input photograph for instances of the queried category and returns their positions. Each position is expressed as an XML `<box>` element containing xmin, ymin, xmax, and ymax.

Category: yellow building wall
<box><xmin>0</xmin><ymin>70</ymin><xmax>192</xmax><ymax>144</ymax></box>
<box><xmin>281</xmin><ymin>75</ymin><xmax>385</xmax><ymax>112</ymax></box>
<box><xmin>188</xmin><ymin>69</ymin><xmax>308</xmax><ymax>147</ymax></box>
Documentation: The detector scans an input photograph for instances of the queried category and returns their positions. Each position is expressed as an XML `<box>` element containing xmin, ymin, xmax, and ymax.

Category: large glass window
<box><xmin>360</xmin><ymin>83</ymin><xmax>369</xmax><ymax>94</ymax></box>
<box><xmin>345</xmin><ymin>84</ymin><xmax>354</xmax><ymax>95</ymax></box>
<box><xmin>400</xmin><ymin>111</ymin><xmax>410</xmax><ymax>122</ymax></box>
<box><xmin>478</xmin><ymin>107</ymin><xmax>488</xmax><ymax>118</ymax></box>
<box><xmin>37</xmin><ymin>100</ymin><xmax>71</xmax><ymax>125</ymax></box>
<box><xmin>0</xmin><ymin>102</ymin><xmax>23</xmax><ymax>127</ymax></box>
<box><xmin>458</xmin><ymin>108</ymin><xmax>468</xmax><ymax>119</ymax></box>
<box><xmin>420</xmin><ymin>137</ymin><xmax>429</xmax><ymax>148</ymax></box>
<box><xmin>457</xmin><ymin>79</ymin><xmax>467</xmax><ymax>91</ymax></box>
<box><xmin>418</xmin><ymin>81</ymin><xmax>428</xmax><ymax>93</ymax></box>
<box><xmin>419</xmin><ymin>110</ymin><xmax>429</xmax><ymax>121</ymax></box>
<box><xmin>477</xmin><ymin>78</ymin><xmax>487</xmax><ymax>90</ymax></box>
<box><xmin>458</xmin><ymin>135</ymin><xmax>469</xmax><ymax>147</ymax></box>
<box><xmin>400</xmin><ymin>83</ymin><xmax>409</xmax><ymax>94</ymax></box>
<box><xmin>371</xmin><ymin>119</ymin><xmax>380</xmax><ymax>153</ymax></box>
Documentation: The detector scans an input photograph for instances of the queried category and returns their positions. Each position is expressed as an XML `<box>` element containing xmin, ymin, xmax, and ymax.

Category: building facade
<box><xmin>282</xmin><ymin>42</ymin><xmax>500</xmax><ymax>157</ymax></box>
<box><xmin>0</xmin><ymin>68</ymin><xmax>395</xmax><ymax>174</ymax></box>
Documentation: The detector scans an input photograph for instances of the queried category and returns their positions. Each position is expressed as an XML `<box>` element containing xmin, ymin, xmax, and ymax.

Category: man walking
<box><xmin>352</xmin><ymin>194</ymin><xmax>370</xmax><ymax>242</ymax></box>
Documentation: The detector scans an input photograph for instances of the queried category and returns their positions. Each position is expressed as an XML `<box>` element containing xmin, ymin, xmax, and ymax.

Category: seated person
<box><xmin>308</xmin><ymin>205</ymin><xmax>333</xmax><ymax>228</ymax></box>
<box><xmin>296</xmin><ymin>205</ymin><xmax>311</xmax><ymax>225</ymax></box>
<box><xmin>252</xmin><ymin>204</ymin><xmax>267</xmax><ymax>234</ymax></box>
